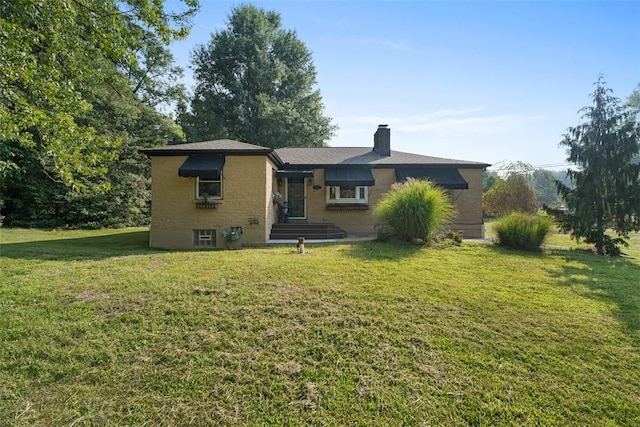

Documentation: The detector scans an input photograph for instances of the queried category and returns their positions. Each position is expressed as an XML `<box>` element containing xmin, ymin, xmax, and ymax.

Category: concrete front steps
<box><xmin>269</xmin><ymin>222</ymin><xmax>347</xmax><ymax>240</ymax></box>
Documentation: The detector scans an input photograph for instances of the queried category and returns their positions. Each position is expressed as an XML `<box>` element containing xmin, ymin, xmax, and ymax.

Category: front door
<box><xmin>286</xmin><ymin>178</ymin><xmax>306</xmax><ymax>219</ymax></box>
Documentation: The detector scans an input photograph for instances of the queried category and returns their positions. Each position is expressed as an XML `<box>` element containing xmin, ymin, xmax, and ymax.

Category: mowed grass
<box><xmin>1</xmin><ymin>228</ymin><xmax>639</xmax><ymax>426</ymax></box>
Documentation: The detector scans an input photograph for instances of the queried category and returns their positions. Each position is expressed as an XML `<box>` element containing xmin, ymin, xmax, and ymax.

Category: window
<box><xmin>197</xmin><ymin>177</ymin><xmax>222</xmax><ymax>199</ymax></box>
<box><xmin>327</xmin><ymin>186</ymin><xmax>368</xmax><ymax>203</ymax></box>
<box><xmin>179</xmin><ymin>155</ymin><xmax>225</xmax><ymax>200</ymax></box>
<box><xmin>193</xmin><ymin>229</ymin><xmax>216</xmax><ymax>248</ymax></box>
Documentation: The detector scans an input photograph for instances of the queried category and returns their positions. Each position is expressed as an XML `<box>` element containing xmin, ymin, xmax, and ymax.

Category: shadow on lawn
<box><xmin>546</xmin><ymin>248</ymin><xmax>640</xmax><ymax>337</ymax></box>
<box><xmin>347</xmin><ymin>240</ymin><xmax>424</xmax><ymax>260</ymax></box>
<box><xmin>0</xmin><ymin>230</ymin><xmax>155</xmax><ymax>261</ymax></box>
<box><xmin>481</xmin><ymin>243</ymin><xmax>640</xmax><ymax>341</ymax></box>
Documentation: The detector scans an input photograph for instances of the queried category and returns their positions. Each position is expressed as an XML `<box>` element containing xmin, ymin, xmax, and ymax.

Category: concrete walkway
<box><xmin>267</xmin><ymin>234</ymin><xmax>496</xmax><ymax>245</ymax></box>
<box><xmin>266</xmin><ymin>233</ymin><xmax>377</xmax><ymax>245</ymax></box>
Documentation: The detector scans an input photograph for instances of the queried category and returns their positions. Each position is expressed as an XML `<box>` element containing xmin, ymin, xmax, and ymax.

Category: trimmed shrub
<box><xmin>494</xmin><ymin>213</ymin><xmax>554</xmax><ymax>251</ymax></box>
<box><xmin>375</xmin><ymin>178</ymin><xmax>454</xmax><ymax>244</ymax></box>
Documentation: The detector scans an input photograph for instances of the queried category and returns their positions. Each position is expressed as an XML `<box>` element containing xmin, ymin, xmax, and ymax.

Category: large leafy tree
<box><xmin>526</xmin><ymin>169</ymin><xmax>566</xmax><ymax>208</ymax></box>
<box><xmin>627</xmin><ymin>83</ymin><xmax>640</xmax><ymax>114</ymax></box>
<box><xmin>483</xmin><ymin>173</ymin><xmax>538</xmax><ymax>217</ymax></box>
<box><xmin>483</xmin><ymin>162</ymin><xmax>539</xmax><ymax>217</ymax></box>
<box><xmin>0</xmin><ymin>1</ymin><xmax>196</xmax><ymax>227</ymax></box>
<box><xmin>482</xmin><ymin>169</ymin><xmax>500</xmax><ymax>193</ymax></box>
<box><xmin>181</xmin><ymin>4</ymin><xmax>336</xmax><ymax>147</ymax></box>
<box><xmin>554</xmin><ymin>76</ymin><xmax>640</xmax><ymax>255</ymax></box>
<box><xmin>0</xmin><ymin>0</ymin><xmax>198</xmax><ymax>190</ymax></box>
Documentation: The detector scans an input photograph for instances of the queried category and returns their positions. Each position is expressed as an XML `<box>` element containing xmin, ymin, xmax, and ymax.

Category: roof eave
<box><xmin>281</xmin><ymin>162</ymin><xmax>491</xmax><ymax>169</ymax></box>
<box><xmin>139</xmin><ymin>148</ymin><xmax>285</xmax><ymax>168</ymax></box>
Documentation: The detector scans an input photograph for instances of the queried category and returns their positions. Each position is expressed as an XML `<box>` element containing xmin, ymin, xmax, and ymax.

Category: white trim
<box><xmin>326</xmin><ymin>185</ymin><xmax>369</xmax><ymax>204</ymax></box>
<box><xmin>196</xmin><ymin>176</ymin><xmax>223</xmax><ymax>200</ymax></box>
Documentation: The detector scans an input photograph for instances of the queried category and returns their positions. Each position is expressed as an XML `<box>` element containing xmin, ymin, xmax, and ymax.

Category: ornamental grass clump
<box><xmin>375</xmin><ymin>178</ymin><xmax>454</xmax><ymax>244</ymax></box>
<box><xmin>494</xmin><ymin>212</ymin><xmax>554</xmax><ymax>251</ymax></box>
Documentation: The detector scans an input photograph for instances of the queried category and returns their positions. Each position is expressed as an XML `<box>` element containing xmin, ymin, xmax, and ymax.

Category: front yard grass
<box><xmin>1</xmin><ymin>228</ymin><xmax>639</xmax><ymax>426</ymax></box>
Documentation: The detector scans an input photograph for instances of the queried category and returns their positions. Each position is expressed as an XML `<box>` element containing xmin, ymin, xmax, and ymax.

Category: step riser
<box><xmin>270</xmin><ymin>223</ymin><xmax>347</xmax><ymax>240</ymax></box>
<box><xmin>271</xmin><ymin>225</ymin><xmax>340</xmax><ymax>229</ymax></box>
<box><xmin>270</xmin><ymin>230</ymin><xmax>347</xmax><ymax>236</ymax></box>
<box><xmin>271</xmin><ymin>229</ymin><xmax>343</xmax><ymax>234</ymax></box>
<box><xmin>270</xmin><ymin>236</ymin><xmax>347</xmax><ymax>240</ymax></box>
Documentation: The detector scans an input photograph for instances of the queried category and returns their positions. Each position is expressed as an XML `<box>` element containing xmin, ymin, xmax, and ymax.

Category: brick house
<box><xmin>141</xmin><ymin>125</ymin><xmax>489</xmax><ymax>249</ymax></box>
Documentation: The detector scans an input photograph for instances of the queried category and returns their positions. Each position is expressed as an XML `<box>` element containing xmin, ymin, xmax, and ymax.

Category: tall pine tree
<box><xmin>554</xmin><ymin>76</ymin><xmax>640</xmax><ymax>255</ymax></box>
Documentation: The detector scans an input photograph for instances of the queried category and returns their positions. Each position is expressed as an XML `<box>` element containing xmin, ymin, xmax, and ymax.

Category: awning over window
<box><xmin>325</xmin><ymin>167</ymin><xmax>375</xmax><ymax>187</ymax></box>
<box><xmin>276</xmin><ymin>170</ymin><xmax>314</xmax><ymax>178</ymax></box>
<box><xmin>178</xmin><ymin>155</ymin><xmax>225</xmax><ymax>180</ymax></box>
<box><xmin>395</xmin><ymin>167</ymin><xmax>468</xmax><ymax>189</ymax></box>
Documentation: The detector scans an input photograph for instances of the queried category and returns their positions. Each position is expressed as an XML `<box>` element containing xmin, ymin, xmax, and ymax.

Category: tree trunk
<box><xmin>595</xmin><ymin>202</ymin><xmax>605</xmax><ymax>255</ymax></box>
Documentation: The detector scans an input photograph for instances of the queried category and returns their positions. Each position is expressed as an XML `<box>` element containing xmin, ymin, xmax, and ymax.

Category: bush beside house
<box><xmin>375</xmin><ymin>178</ymin><xmax>454</xmax><ymax>244</ymax></box>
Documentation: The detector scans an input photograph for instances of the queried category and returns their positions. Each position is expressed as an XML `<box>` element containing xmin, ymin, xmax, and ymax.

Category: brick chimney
<box><xmin>373</xmin><ymin>124</ymin><xmax>391</xmax><ymax>156</ymax></box>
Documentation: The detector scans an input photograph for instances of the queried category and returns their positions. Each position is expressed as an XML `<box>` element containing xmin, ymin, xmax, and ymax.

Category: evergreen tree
<box><xmin>554</xmin><ymin>76</ymin><xmax>640</xmax><ymax>255</ymax></box>
<box><xmin>627</xmin><ymin>83</ymin><xmax>640</xmax><ymax>165</ymax></box>
<box><xmin>180</xmin><ymin>4</ymin><xmax>336</xmax><ymax>147</ymax></box>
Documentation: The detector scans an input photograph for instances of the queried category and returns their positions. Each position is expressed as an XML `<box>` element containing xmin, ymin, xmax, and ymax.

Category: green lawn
<box><xmin>1</xmin><ymin>228</ymin><xmax>639</xmax><ymax>426</ymax></box>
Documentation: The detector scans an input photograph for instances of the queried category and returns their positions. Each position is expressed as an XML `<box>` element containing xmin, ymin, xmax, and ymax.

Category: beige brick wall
<box><xmin>149</xmin><ymin>158</ymin><xmax>486</xmax><ymax>248</ymax></box>
<box><xmin>149</xmin><ymin>155</ymin><xmax>277</xmax><ymax>249</ymax></box>
<box><xmin>305</xmin><ymin>168</ymin><xmax>396</xmax><ymax>234</ymax></box>
<box><xmin>305</xmin><ymin>167</ymin><xmax>485</xmax><ymax>239</ymax></box>
<box><xmin>451</xmin><ymin>168</ymin><xmax>485</xmax><ymax>239</ymax></box>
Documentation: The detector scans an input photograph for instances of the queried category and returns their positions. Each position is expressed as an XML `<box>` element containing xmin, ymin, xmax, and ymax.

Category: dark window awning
<box><xmin>395</xmin><ymin>167</ymin><xmax>468</xmax><ymax>189</ymax></box>
<box><xmin>276</xmin><ymin>170</ymin><xmax>314</xmax><ymax>178</ymax></box>
<box><xmin>178</xmin><ymin>155</ymin><xmax>225</xmax><ymax>180</ymax></box>
<box><xmin>325</xmin><ymin>167</ymin><xmax>375</xmax><ymax>187</ymax></box>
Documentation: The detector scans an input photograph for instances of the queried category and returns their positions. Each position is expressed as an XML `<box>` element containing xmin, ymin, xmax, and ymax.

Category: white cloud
<box><xmin>327</xmin><ymin>108</ymin><xmax>560</xmax><ymax>165</ymax></box>
<box><xmin>336</xmin><ymin>109</ymin><xmax>549</xmax><ymax>136</ymax></box>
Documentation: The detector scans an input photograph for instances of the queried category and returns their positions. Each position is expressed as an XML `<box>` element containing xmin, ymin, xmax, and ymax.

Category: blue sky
<box><xmin>168</xmin><ymin>0</ymin><xmax>640</xmax><ymax>170</ymax></box>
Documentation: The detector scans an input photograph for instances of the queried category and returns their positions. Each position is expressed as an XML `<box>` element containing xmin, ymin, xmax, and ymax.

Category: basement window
<box><xmin>193</xmin><ymin>229</ymin><xmax>216</xmax><ymax>248</ymax></box>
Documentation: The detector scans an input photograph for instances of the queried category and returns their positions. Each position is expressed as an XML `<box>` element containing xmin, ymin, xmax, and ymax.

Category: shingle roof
<box><xmin>275</xmin><ymin>147</ymin><xmax>489</xmax><ymax>168</ymax></box>
<box><xmin>140</xmin><ymin>139</ymin><xmax>272</xmax><ymax>156</ymax></box>
<box><xmin>140</xmin><ymin>139</ymin><xmax>490</xmax><ymax>169</ymax></box>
